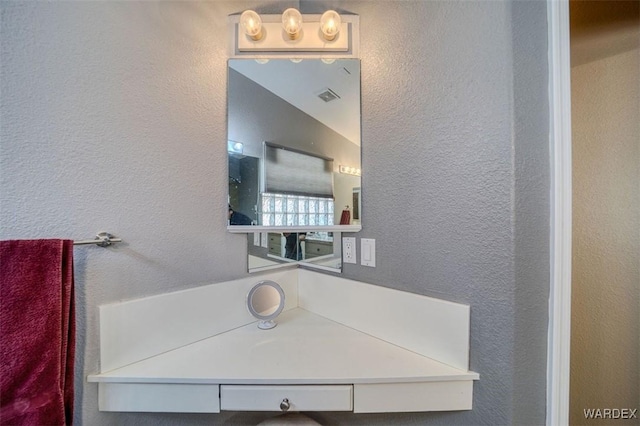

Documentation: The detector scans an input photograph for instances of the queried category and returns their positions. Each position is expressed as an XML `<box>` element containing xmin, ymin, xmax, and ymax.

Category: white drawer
<box><xmin>220</xmin><ymin>385</ymin><xmax>353</xmax><ymax>412</ymax></box>
<box><xmin>98</xmin><ymin>383</ymin><xmax>220</xmax><ymax>413</ymax></box>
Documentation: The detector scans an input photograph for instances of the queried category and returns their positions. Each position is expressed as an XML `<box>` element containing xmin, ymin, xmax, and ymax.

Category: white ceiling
<box><xmin>229</xmin><ymin>59</ymin><xmax>361</xmax><ymax>145</ymax></box>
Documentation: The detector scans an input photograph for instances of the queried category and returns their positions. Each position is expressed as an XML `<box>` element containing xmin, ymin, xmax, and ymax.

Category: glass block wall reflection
<box><xmin>261</xmin><ymin>193</ymin><xmax>334</xmax><ymax>227</ymax></box>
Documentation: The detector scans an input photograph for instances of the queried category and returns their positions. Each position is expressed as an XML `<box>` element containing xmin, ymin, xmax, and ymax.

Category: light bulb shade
<box><xmin>282</xmin><ymin>8</ymin><xmax>303</xmax><ymax>39</ymax></box>
<box><xmin>240</xmin><ymin>10</ymin><xmax>263</xmax><ymax>41</ymax></box>
<box><xmin>320</xmin><ymin>10</ymin><xmax>341</xmax><ymax>41</ymax></box>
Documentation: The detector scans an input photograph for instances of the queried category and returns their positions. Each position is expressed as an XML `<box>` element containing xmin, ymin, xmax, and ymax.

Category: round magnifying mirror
<box><xmin>247</xmin><ymin>280</ymin><xmax>285</xmax><ymax>330</ymax></box>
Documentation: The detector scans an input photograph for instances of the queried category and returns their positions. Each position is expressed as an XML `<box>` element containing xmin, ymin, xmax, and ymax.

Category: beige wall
<box><xmin>570</xmin><ymin>10</ymin><xmax>640</xmax><ymax>423</ymax></box>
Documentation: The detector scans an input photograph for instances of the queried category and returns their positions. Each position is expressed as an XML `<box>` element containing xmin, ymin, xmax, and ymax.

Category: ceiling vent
<box><xmin>317</xmin><ymin>88</ymin><xmax>341</xmax><ymax>103</ymax></box>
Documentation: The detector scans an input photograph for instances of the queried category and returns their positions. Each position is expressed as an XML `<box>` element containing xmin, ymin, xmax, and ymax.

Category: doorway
<box><xmin>569</xmin><ymin>1</ymin><xmax>639</xmax><ymax>423</ymax></box>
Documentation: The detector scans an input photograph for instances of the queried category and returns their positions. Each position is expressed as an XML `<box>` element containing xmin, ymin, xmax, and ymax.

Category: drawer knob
<box><xmin>280</xmin><ymin>398</ymin><xmax>290</xmax><ymax>412</ymax></box>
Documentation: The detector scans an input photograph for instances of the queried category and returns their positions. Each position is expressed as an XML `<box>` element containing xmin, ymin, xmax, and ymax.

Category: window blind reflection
<box><xmin>264</xmin><ymin>143</ymin><xmax>334</xmax><ymax>197</ymax></box>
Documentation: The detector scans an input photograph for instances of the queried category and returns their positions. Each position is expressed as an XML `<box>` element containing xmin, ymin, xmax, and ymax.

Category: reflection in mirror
<box><xmin>227</xmin><ymin>58</ymin><xmax>361</xmax><ymax>229</ymax></box>
<box><xmin>247</xmin><ymin>232</ymin><xmax>342</xmax><ymax>273</ymax></box>
<box><xmin>247</xmin><ymin>280</ymin><xmax>285</xmax><ymax>330</ymax></box>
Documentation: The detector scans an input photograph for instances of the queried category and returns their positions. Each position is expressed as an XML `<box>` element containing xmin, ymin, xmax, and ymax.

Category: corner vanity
<box><xmin>88</xmin><ymin>269</ymin><xmax>479</xmax><ymax>414</ymax></box>
<box><xmin>88</xmin><ymin>8</ymin><xmax>477</xmax><ymax>416</ymax></box>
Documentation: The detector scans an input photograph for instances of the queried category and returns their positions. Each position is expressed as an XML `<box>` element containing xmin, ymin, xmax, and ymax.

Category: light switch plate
<box><xmin>343</xmin><ymin>237</ymin><xmax>357</xmax><ymax>264</ymax></box>
<box><xmin>253</xmin><ymin>233</ymin><xmax>261</xmax><ymax>246</ymax></box>
<box><xmin>361</xmin><ymin>238</ymin><xmax>376</xmax><ymax>267</ymax></box>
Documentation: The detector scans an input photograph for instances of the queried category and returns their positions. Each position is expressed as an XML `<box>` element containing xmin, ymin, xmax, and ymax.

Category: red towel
<box><xmin>0</xmin><ymin>240</ymin><xmax>75</xmax><ymax>426</ymax></box>
<box><xmin>339</xmin><ymin>208</ymin><xmax>351</xmax><ymax>225</ymax></box>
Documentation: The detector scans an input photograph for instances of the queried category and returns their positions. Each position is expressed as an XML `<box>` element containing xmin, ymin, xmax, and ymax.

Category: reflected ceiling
<box><xmin>229</xmin><ymin>59</ymin><xmax>360</xmax><ymax>145</ymax></box>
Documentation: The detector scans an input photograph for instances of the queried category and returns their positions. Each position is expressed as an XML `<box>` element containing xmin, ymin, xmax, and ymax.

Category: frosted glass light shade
<box><xmin>320</xmin><ymin>10</ymin><xmax>341</xmax><ymax>41</ymax></box>
<box><xmin>240</xmin><ymin>10</ymin><xmax>263</xmax><ymax>41</ymax></box>
<box><xmin>282</xmin><ymin>8</ymin><xmax>303</xmax><ymax>40</ymax></box>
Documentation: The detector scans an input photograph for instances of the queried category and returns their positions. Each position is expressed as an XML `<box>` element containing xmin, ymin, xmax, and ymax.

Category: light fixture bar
<box><xmin>237</xmin><ymin>22</ymin><xmax>349</xmax><ymax>52</ymax></box>
<box><xmin>229</xmin><ymin>13</ymin><xmax>359</xmax><ymax>58</ymax></box>
<box><xmin>339</xmin><ymin>165</ymin><xmax>361</xmax><ymax>176</ymax></box>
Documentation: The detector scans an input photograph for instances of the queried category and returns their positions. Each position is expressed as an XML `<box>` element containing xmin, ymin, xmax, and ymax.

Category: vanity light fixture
<box><xmin>240</xmin><ymin>10</ymin><xmax>263</xmax><ymax>41</ymax></box>
<box><xmin>320</xmin><ymin>10</ymin><xmax>341</xmax><ymax>41</ymax></box>
<box><xmin>282</xmin><ymin>8</ymin><xmax>303</xmax><ymax>40</ymax></box>
<box><xmin>231</xmin><ymin>10</ymin><xmax>358</xmax><ymax>56</ymax></box>
<box><xmin>339</xmin><ymin>165</ymin><xmax>361</xmax><ymax>176</ymax></box>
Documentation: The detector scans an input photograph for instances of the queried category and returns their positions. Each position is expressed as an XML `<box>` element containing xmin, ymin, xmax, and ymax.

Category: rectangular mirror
<box><xmin>227</xmin><ymin>58</ymin><xmax>361</xmax><ymax>232</ymax></box>
<box><xmin>247</xmin><ymin>232</ymin><xmax>342</xmax><ymax>274</ymax></box>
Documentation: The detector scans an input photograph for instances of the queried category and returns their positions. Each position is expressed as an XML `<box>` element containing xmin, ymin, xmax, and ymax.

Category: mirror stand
<box><xmin>257</xmin><ymin>319</ymin><xmax>277</xmax><ymax>330</ymax></box>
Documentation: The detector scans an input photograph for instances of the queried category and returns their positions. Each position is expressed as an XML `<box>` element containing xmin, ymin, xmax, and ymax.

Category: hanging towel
<box><xmin>0</xmin><ymin>239</ymin><xmax>75</xmax><ymax>426</ymax></box>
<box><xmin>339</xmin><ymin>206</ymin><xmax>351</xmax><ymax>225</ymax></box>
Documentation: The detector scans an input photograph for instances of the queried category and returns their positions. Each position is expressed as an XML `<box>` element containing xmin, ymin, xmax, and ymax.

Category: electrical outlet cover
<box><xmin>342</xmin><ymin>237</ymin><xmax>356</xmax><ymax>264</ymax></box>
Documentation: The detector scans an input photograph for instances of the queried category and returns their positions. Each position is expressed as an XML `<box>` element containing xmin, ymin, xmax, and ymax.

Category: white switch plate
<box><xmin>361</xmin><ymin>238</ymin><xmax>376</xmax><ymax>267</ymax></box>
<box><xmin>253</xmin><ymin>233</ymin><xmax>261</xmax><ymax>246</ymax></box>
<box><xmin>343</xmin><ymin>237</ymin><xmax>357</xmax><ymax>264</ymax></box>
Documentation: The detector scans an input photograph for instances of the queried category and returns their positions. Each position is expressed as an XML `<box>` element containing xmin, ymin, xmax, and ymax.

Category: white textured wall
<box><xmin>570</xmin><ymin>47</ymin><xmax>640</xmax><ymax>424</ymax></box>
<box><xmin>1</xmin><ymin>1</ymin><xmax>550</xmax><ymax>425</ymax></box>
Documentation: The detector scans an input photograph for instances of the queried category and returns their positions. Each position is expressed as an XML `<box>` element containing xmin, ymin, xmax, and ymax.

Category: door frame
<box><xmin>546</xmin><ymin>0</ymin><xmax>572</xmax><ymax>424</ymax></box>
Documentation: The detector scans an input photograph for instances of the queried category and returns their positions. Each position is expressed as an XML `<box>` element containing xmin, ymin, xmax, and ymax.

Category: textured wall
<box><xmin>510</xmin><ymin>1</ymin><xmax>551</xmax><ymax>422</ymax></box>
<box><xmin>0</xmin><ymin>1</ymin><xmax>550</xmax><ymax>425</ymax></box>
<box><xmin>570</xmin><ymin>48</ymin><xmax>640</xmax><ymax>424</ymax></box>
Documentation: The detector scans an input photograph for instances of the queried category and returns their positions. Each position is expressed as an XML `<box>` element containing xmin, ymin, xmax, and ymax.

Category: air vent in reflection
<box><xmin>317</xmin><ymin>88</ymin><xmax>341</xmax><ymax>103</ymax></box>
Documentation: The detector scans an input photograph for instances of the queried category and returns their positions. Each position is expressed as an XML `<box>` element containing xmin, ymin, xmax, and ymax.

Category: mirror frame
<box><xmin>227</xmin><ymin>13</ymin><xmax>361</xmax><ymax>234</ymax></box>
<box><xmin>247</xmin><ymin>280</ymin><xmax>286</xmax><ymax>329</ymax></box>
<box><xmin>229</xmin><ymin>224</ymin><xmax>360</xmax><ymax>233</ymax></box>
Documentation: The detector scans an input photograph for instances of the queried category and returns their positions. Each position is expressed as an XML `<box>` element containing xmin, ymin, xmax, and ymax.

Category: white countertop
<box><xmin>89</xmin><ymin>308</ymin><xmax>478</xmax><ymax>385</ymax></box>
